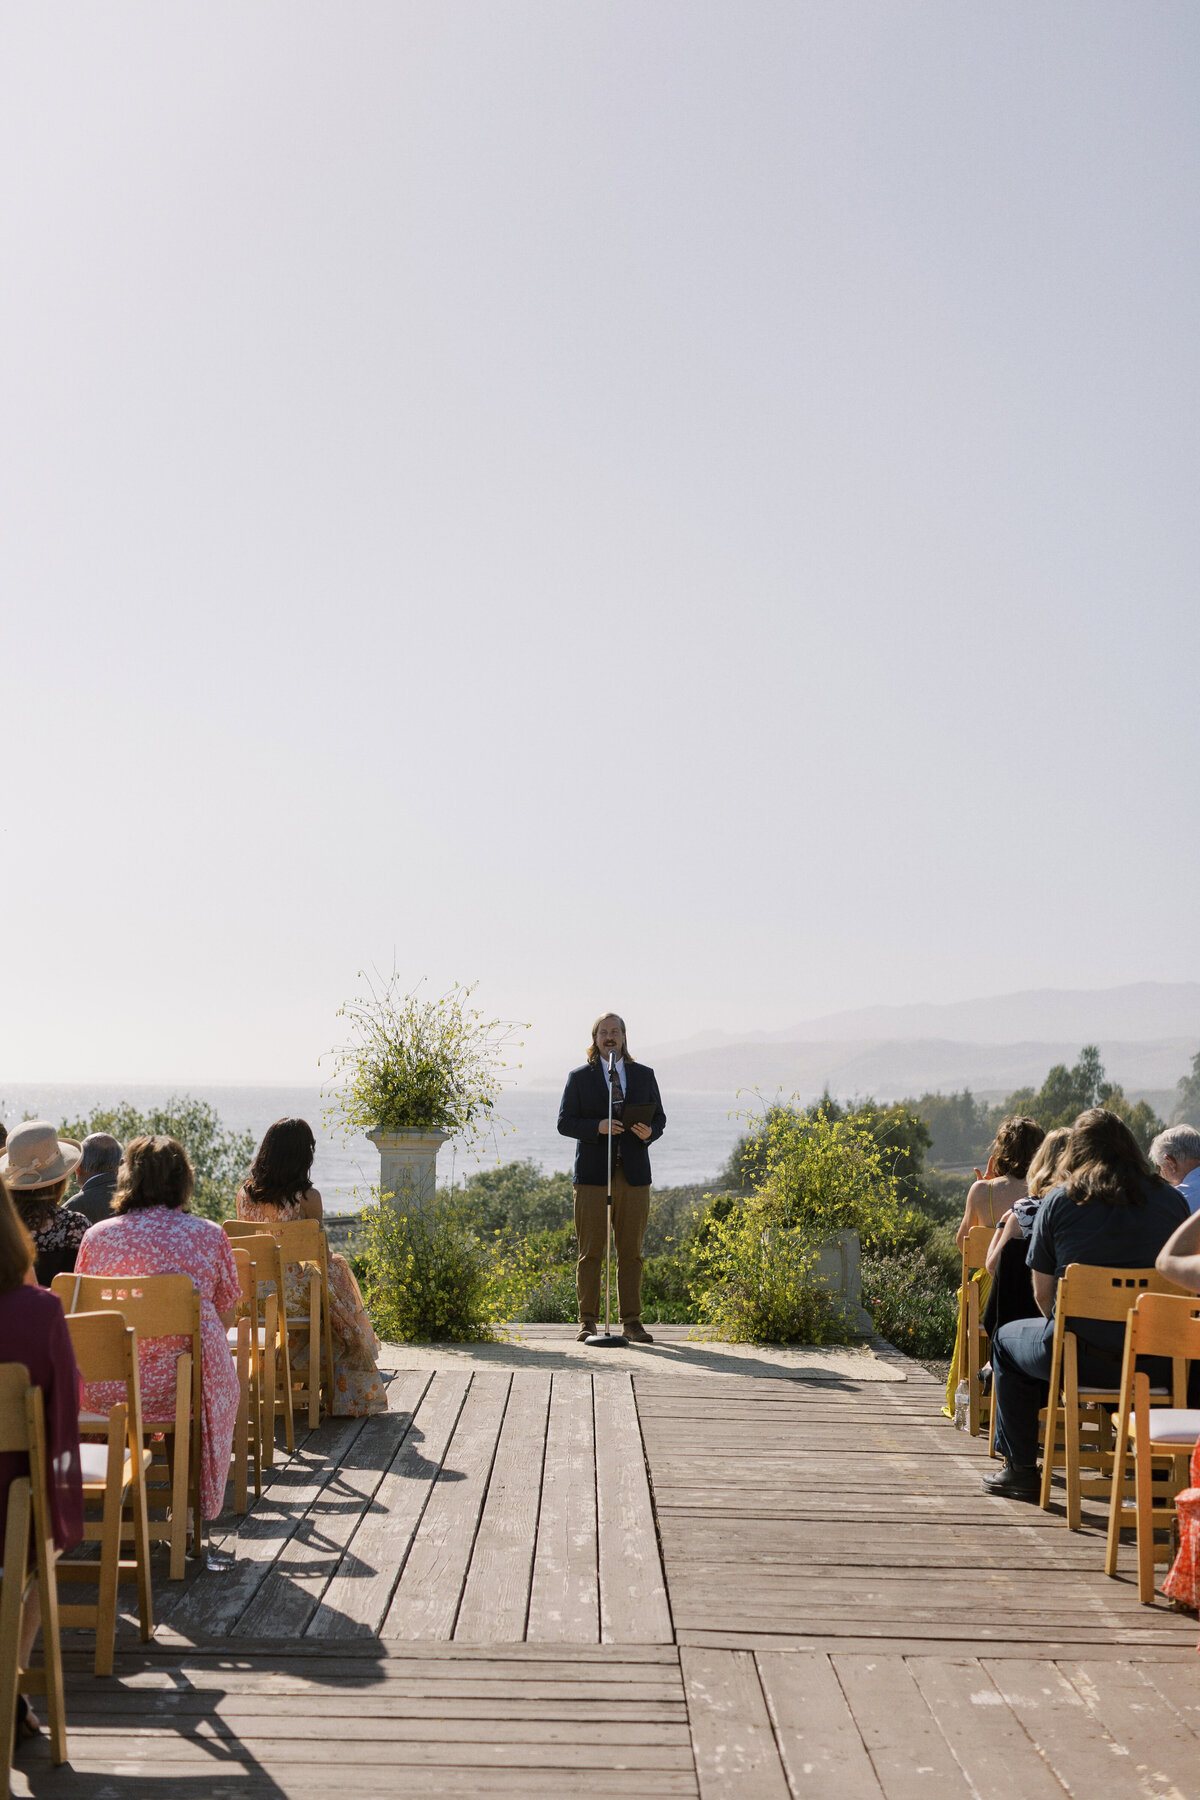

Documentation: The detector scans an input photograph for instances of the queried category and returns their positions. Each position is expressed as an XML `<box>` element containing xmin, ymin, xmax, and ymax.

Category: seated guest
<box><xmin>984</xmin><ymin>1108</ymin><xmax>1189</xmax><ymax>1498</ymax></box>
<box><xmin>944</xmin><ymin>1116</ymin><xmax>1046</xmax><ymax>1417</ymax></box>
<box><xmin>237</xmin><ymin>1118</ymin><xmax>387</xmax><ymax>1415</ymax></box>
<box><xmin>76</xmin><ymin>1136</ymin><xmax>241</xmax><ymax>1523</ymax></box>
<box><xmin>983</xmin><ymin>1127</ymin><xmax>1074</xmax><ymax>1335</ymax></box>
<box><xmin>0</xmin><ymin>1121</ymin><xmax>89</xmax><ymax>1287</ymax></box>
<box><xmin>0</xmin><ymin>1174</ymin><xmax>83</xmax><ymax>1739</ymax></box>
<box><xmin>1149</xmin><ymin>1125</ymin><xmax>1200</xmax><ymax>1215</ymax></box>
<box><xmin>955</xmin><ymin>1115</ymin><xmax>1046</xmax><ymax>1249</ymax></box>
<box><xmin>64</xmin><ymin>1133</ymin><xmax>123</xmax><ymax>1224</ymax></box>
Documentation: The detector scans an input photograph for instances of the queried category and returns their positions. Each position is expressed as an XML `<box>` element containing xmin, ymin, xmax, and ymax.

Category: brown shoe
<box><xmin>623</xmin><ymin>1321</ymin><xmax>654</xmax><ymax>1345</ymax></box>
<box><xmin>576</xmin><ymin>1320</ymin><xmax>598</xmax><ymax>1342</ymax></box>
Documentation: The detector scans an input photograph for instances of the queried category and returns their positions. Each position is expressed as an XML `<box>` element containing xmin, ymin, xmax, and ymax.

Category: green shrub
<box><xmin>690</xmin><ymin>1201</ymin><xmax>849</xmax><ymax>1344</ymax></box>
<box><xmin>358</xmin><ymin>1194</ymin><xmax>504</xmax><ymax>1342</ymax></box>
<box><xmin>861</xmin><ymin>1250</ymin><xmax>957</xmax><ymax>1358</ymax></box>
<box><xmin>59</xmin><ymin>1096</ymin><xmax>254</xmax><ymax>1223</ymax></box>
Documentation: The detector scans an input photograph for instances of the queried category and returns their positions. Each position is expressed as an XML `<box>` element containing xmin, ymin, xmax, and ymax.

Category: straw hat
<box><xmin>0</xmin><ymin>1120</ymin><xmax>82</xmax><ymax>1189</ymax></box>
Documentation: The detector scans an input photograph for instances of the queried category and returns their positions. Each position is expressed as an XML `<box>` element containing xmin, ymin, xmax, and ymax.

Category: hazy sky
<box><xmin>4</xmin><ymin>4</ymin><xmax>1199</xmax><ymax>1085</ymax></box>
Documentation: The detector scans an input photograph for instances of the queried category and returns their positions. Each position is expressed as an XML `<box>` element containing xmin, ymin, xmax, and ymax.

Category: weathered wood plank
<box><xmin>526</xmin><ymin>1372</ymin><xmax>599</xmax><ymax>1643</ymax></box>
<box><xmin>906</xmin><ymin>1658</ymin><xmax>1070</xmax><ymax>1800</ymax></box>
<box><xmin>596</xmin><ymin>1373</ymin><xmax>672</xmax><ymax>1644</ymax></box>
<box><xmin>382</xmin><ymin>1372</ymin><xmax>511</xmax><ymax>1639</ymax></box>
<box><xmin>307</xmin><ymin>1369</ymin><xmax>471</xmax><ymax>1637</ymax></box>
<box><xmin>831</xmin><ymin>1655</ymin><xmax>972</xmax><ymax>1799</ymax></box>
<box><xmin>1055</xmin><ymin>1659</ymin><xmax>1200</xmax><ymax>1794</ymax></box>
<box><xmin>237</xmin><ymin>1375</ymin><xmax>432</xmax><ymax>1637</ymax></box>
<box><xmin>455</xmin><ymin>1370</ymin><xmax>551</xmax><ymax>1643</ymax></box>
<box><xmin>679</xmin><ymin>1646</ymin><xmax>789</xmax><ymax>1800</ymax></box>
<box><xmin>982</xmin><ymin>1657</ymin><xmax>1154</xmax><ymax>1794</ymax></box>
<box><xmin>755</xmin><ymin>1651</ymin><xmax>884</xmax><ymax>1800</ymax></box>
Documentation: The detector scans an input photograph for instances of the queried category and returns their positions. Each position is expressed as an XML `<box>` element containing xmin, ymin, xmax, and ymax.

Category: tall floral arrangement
<box><xmin>323</xmin><ymin>973</ymin><xmax>524</xmax><ymax>1150</ymax></box>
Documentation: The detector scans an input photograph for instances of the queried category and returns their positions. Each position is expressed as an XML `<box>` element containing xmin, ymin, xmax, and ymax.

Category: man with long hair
<box><xmin>557</xmin><ymin>1013</ymin><xmax>666</xmax><ymax>1344</ymax></box>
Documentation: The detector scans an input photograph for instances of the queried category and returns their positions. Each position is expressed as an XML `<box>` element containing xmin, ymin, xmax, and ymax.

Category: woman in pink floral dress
<box><xmin>238</xmin><ymin>1118</ymin><xmax>386</xmax><ymax>1416</ymax></box>
<box><xmin>76</xmin><ymin>1136</ymin><xmax>241</xmax><ymax>1520</ymax></box>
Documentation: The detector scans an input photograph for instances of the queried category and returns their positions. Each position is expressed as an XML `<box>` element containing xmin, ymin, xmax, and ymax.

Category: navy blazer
<box><xmin>557</xmin><ymin>1060</ymin><xmax>666</xmax><ymax>1188</ymax></box>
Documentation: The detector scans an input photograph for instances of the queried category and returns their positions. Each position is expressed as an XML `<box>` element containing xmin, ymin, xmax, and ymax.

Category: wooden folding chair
<box><xmin>225</xmin><ymin>1219</ymin><xmax>334</xmax><ymax>1426</ymax></box>
<box><xmin>222</xmin><ymin>1230</ymin><xmax>294</xmax><ymax>1460</ymax></box>
<box><xmin>959</xmin><ymin>1226</ymin><xmax>994</xmax><ymax>1439</ymax></box>
<box><xmin>57</xmin><ymin>1312</ymin><xmax>154</xmax><ymax>1675</ymax></box>
<box><xmin>228</xmin><ymin>1249</ymin><xmax>257</xmax><ymax>1516</ymax></box>
<box><xmin>1104</xmin><ymin>1291</ymin><xmax>1200</xmax><ymax>1602</ymax></box>
<box><xmin>0</xmin><ymin>1366</ymin><xmax>67</xmax><ymax>1779</ymax></box>
<box><xmin>55</xmin><ymin>1273</ymin><xmax>203</xmax><ymax>1580</ymax></box>
<box><xmin>1038</xmin><ymin>1264</ymin><xmax>1185</xmax><ymax>1528</ymax></box>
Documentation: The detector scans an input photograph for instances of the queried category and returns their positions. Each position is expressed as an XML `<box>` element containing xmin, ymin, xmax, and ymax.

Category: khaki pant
<box><xmin>574</xmin><ymin>1168</ymin><xmax>650</xmax><ymax>1326</ymax></box>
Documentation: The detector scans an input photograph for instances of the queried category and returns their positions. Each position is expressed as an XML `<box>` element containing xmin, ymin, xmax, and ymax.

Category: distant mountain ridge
<box><xmin>626</xmin><ymin>984</ymin><xmax>1200</xmax><ymax>1104</ymax></box>
<box><xmin>646</xmin><ymin>983</ymin><xmax>1200</xmax><ymax>1059</ymax></box>
<box><xmin>639</xmin><ymin>1035</ymin><xmax>1197</xmax><ymax>1102</ymax></box>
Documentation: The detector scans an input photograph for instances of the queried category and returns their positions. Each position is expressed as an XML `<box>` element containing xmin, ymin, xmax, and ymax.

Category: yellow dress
<box><xmin>942</xmin><ymin>1182</ymin><xmax>999</xmax><ymax>1419</ymax></box>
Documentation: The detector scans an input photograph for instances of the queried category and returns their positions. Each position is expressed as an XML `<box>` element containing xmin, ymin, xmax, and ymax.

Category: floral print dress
<box><xmin>236</xmin><ymin>1194</ymin><xmax>387</xmax><ymax>1416</ymax></box>
<box><xmin>76</xmin><ymin>1208</ymin><xmax>242</xmax><ymax>1519</ymax></box>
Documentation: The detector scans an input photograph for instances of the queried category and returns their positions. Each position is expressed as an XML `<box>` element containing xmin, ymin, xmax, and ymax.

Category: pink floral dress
<box><xmin>76</xmin><ymin>1208</ymin><xmax>242</xmax><ymax>1519</ymax></box>
<box><xmin>236</xmin><ymin>1194</ymin><xmax>387</xmax><ymax>1416</ymax></box>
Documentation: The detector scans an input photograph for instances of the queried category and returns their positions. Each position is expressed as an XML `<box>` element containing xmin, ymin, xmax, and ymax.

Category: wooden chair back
<box><xmin>224</xmin><ymin>1218</ymin><xmax>334</xmax><ymax>1422</ymax></box>
<box><xmin>1039</xmin><ymin>1263</ymin><xmax>1188</xmax><ymax>1526</ymax></box>
<box><xmin>1105</xmin><ymin>1291</ymin><xmax>1200</xmax><ymax>1599</ymax></box>
<box><xmin>0</xmin><ymin>1365</ymin><xmax>67</xmax><ymax>1774</ymax></box>
<box><xmin>227</xmin><ymin>1233</ymin><xmax>293</xmax><ymax>1458</ymax></box>
<box><xmin>53</xmin><ymin>1272</ymin><xmax>204</xmax><ymax>1575</ymax></box>
<box><xmin>59</xmin><ymin>1313</ymin><xmax>154</xmax><ymax>1673</ymax></box>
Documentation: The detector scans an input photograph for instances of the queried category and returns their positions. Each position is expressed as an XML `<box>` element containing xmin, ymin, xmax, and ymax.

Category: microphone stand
<box><xmin>585</xmin><ymin>1051</ymin><xmax>628</xmax><ymax>1348</ymax></box>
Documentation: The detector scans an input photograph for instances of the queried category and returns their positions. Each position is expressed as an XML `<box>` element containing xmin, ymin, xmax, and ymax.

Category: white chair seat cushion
<box><xmin>1146</xmin><ymin>1409</ymin><xmax>1200</xmax><ymax>1446</ymax></box>
<box><xmin>78</xmin><ymin>1443</ymin><xmax>112</xmax><ymax>1482</ymax></box>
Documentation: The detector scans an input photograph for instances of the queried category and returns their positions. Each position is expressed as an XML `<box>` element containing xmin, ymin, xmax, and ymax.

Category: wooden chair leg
<box><xmin>1135</xmin><ymin>1391</ymin><xmax>1157</xmax><ymax>1603</ymax></box>
<box><xmin>130</xmin><ymin>1449</ymin><xmax>155</xmax><ymax>1642</ymax></box>
<box><xmin>169</xmin><ymin>1357</ymin><xmax>192</xmax><ymax>1581</ymax></box>
<box><xmin>261</xmin><ymin>1294</ymin><xmax>278</xmax><ymax>1468</ymax></box>
<box><xmin>1039</xmin><ymin>1330</ymin><xmax>1064</xmax><ymax>1511</ymax></box>
<box><xmin>0</xmin><ymin>1482</ymin><xmax>31</xmax><ymax>1782</ymax></box>
<box><xmin>1105</xmin><ymin>1355</ymin><xmax>1136</xmax><ymax>1576</ymax></box>
<box><xmin>92</xmin><ymin>1432</ymin><xmax>126</xmax><ymax>1677</ymax></box>
<box><xmin>233</xmin><ymin>1322</ymin><xmax>250</xmax><ymax>1516</ymax></box>
<box><xmin>276</xmin><ymin>1313</ymin><xmax>295</xmax><ymax>1454</ymax></box>
<box><xmin>36</xmin><ymin>1542</ymin><xmax>67</xmax><ymax>1765</ymax></box>
<box><xmin>307</xmin><ymin>1274</ymin><xmax>320</xmax><ymax>1428</ymax></box>
<box><xmin>1064</xmin><ymin>1336</ymin><xmax>1082</xmax><ymax>1530</ymax></box>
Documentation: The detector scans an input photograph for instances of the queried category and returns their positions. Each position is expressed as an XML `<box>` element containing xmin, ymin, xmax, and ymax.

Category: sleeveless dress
<box><xmin>235</xmin><ymin>1194</ymin><xmax>387</xmax><ymax>1416</ymax></box>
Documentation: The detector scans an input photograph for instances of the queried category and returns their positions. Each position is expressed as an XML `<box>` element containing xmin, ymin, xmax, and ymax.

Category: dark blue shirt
<box><xmin>1027</xmin><ymin>1177</ymin><xmax>1189</xmax><ymax>1355</ymax></box>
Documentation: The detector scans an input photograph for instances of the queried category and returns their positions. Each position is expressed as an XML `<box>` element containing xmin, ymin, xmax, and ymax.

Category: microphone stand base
<box><xmin>584</xmin><ymin>1331</ymin><xmax>629</xmax><ymax>1348</ymax></box>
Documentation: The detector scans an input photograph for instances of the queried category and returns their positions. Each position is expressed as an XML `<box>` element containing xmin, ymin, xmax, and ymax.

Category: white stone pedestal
<box><xmin>367</xmin><ymin>1128</ymin><xmax>449</xmax><ymax>1210</ymax></box>
<box><xmin>811</xmin><ymin>1230</ymin><xmax>874</xmax><ymax>1336</ymax></box>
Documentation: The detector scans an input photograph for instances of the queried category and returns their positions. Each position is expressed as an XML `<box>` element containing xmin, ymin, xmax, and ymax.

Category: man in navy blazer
<box><xmin>557</xmin><ymin>1012</ymin><xmax>666</xmax><ymax>1344</ymax></box>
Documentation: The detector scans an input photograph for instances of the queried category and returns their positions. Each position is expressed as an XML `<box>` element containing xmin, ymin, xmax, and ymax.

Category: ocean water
<box><xmin>0</xmin><ymin>1081</ymin><xmax>750</xmax><ymax>1211</ymax></box>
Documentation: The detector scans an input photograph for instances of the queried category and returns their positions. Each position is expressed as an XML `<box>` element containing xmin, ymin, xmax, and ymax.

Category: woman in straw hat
<box><xmin>0</xmin><ymin>1121</ymin><xmax>90</xmax><ymax>1288</ymax></box>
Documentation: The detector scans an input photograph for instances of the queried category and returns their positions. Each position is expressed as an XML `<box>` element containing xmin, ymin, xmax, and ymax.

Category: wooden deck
<box><xmin>12</xmin><ymin>1337</ymin><xmax>1200</xmax><ymax>1799</ymax></box>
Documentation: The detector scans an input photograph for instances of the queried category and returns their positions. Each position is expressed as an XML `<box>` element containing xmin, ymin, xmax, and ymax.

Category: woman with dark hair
<box><xmin>944</xmin><ymin>1116</ymin><xmax>1045</xmax><ymax>1417</ymax></box>
<box><xmin>981</xmin><ymin>1127</ymin><xmax>1074</xmax><ymax>1337</ymax></box>
<box><xmin>1</xmin><ymin>1120</ymin><xmax>90</xmax><ymax>1287</ymax></box>
<box><xmin>955</xmin><ymin>1116</ymin><xmax>1046</xmax><ymax>1251</ymax></box>
<box><xmin>984</xmin><ymin>1109</ymin><xmax>1189</xmax><ymax>1499</ymax></box>
<box><xmin>0</xmin><ymin>1173</ymin><xmax>83</xmax><ymax>1739</ymax></box>
<box><xmin>237</xmin><ymin>1119</ymin><xmax>385</xmax><ymax>1416</ymax></box>
<box><xmin>75</xmin><ymin>1137</ymin><xmax>241</xmax><ymax>1521</ymax></box>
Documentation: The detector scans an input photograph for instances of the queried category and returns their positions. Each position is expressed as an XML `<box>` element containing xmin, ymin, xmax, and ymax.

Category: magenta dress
<box><xmin>0</xmin><ymin>1284</ymin><xmax>83</xmax><ymax>1553</ymax></box>
<box><xmin>77</xmin><ymin>1208</ymin><xmax>241</xmax><ymax>1520</ymax></box>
